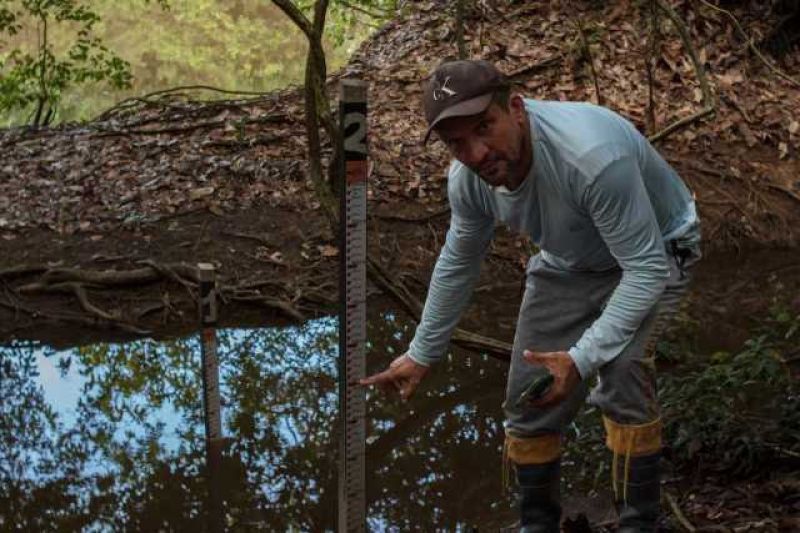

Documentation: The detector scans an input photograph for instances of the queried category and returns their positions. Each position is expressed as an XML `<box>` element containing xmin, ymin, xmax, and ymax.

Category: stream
<box><xmin>1</xmin><ymin>249</ymin><xmax>798</xmax><ymax>530</ymax></box>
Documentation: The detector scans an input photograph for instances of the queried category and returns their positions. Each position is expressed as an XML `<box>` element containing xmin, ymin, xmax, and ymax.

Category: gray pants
<box><xmin>504</xmin><ymin>246</ymin><xmax>697</xmax><ymax>438</ymax></box>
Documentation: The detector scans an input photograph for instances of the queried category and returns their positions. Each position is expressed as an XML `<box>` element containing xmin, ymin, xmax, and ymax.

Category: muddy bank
<box><xmin>2</xmin><ymin>200</ymin><xmax>797</xmax><ymax>357</ymax></box>
<box><xmin>2</xmin><ymin>0</ymin><xmax>800</xmax><ymax>341</ymax></box>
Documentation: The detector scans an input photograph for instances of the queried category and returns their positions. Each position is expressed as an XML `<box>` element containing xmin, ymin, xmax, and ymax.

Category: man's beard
<box><xmin>476</xmin><ymin>152</ymin><xmax>522</xmax><ymax>187</ymax></box>
<box><xmin>480</xmin><ymin>133</ymin><xmax>527</xmax><ymax>187</ymax></box>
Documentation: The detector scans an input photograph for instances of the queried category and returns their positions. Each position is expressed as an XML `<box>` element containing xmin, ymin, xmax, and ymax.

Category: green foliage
<box><xmin>0</xmin><ymin>0</ymin><xmax>135</xmax><ymax>126</ymax></box>
<box><xmin>561</xmin><ymin>305</ymin><xmax>800</xmax><ymax>486</ymax></box>
<box><xmin>2</xmin><ymin>0</ymin><xmax>375</xmax><ymax>126</ymax></box>
<box><xmin>660</xmin><ymin>306</ymin><xmax>800</xmax><ymax>476</ymax></box>
<box><xmin>293</xmin><ymin>0</ymin><xmax>403</xmax><ymax>46</ymax></box>
<box><xmin>654</xmin><ymin>307</ymin><xmax>700</xmax><ymax>364</ymax></box>
<box><xmin>332</xmin><ymin>0</ymin><xmax>404</xmax><ymax>45</ymax></box>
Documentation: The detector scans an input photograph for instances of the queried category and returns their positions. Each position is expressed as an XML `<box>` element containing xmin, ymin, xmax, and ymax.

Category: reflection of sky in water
<box><xmin>33</xmin><ymin>319</ymin><xmax>340</xmax><ymax>447</ymax></box>
<box><xmin>35</xmin><ymin>347</ymin><xmax>185</xmax><ymax>453</ymax></box>
<box><xmin>0</xmin><ymin>313</ymin><xmax>526</xmax><ymax>529</ymax></box>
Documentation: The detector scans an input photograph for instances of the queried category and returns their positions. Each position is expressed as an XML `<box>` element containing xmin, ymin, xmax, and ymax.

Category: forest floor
<box><xmin>1</xmin><ymin>0</ymin><xmax>799</xmax><ymax>529</ymax></box>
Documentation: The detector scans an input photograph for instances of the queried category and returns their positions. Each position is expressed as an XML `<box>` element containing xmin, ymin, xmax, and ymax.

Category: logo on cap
<box><xmin>432</xmin><ymin>76</ymin><xmax>457</xmax><ymax>101</ymax></box>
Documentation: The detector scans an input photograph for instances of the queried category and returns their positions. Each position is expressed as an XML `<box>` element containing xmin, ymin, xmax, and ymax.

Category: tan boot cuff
<box><xmin>505</xmin><ymin>433</ymin><xmax>561</xmax><ymax>465</ymax></box>
<box><xmin>603</xmin><ymin>416</ymin><xmax>662</xmax><ymax>456</ymax></box>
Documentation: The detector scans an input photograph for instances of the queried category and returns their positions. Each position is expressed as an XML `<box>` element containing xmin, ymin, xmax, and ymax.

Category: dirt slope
<box><xmin>1</xmin><ymin>0</ymin><xmax>799</xmax><ymax>338</ymax></box>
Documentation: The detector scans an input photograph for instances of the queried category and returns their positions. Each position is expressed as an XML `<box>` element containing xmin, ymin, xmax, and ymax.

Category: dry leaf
<box><xmin>190</xmin><ymin>187</ymin><xmax>215</xmax><ymax>200</ymax></box>
<box><xmin>318</xmin><ymin>244</ymin><xmax>339</xmax><ymax>257</ymax></box>
<box><xmin>737</xmin><ymin>122</ymin><xmax>758</xmax><ymax>148</ymax></box>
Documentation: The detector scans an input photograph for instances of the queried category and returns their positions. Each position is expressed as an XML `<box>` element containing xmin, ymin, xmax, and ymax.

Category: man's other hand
<box><xmin>359</xmin><ymin>353</ymin><xmax>429</xmax><ymax>400</ymax></box>
<box><xmin>522</xmin><ymin>350</ymin><xmax>581</xmax><ymax>407</ymax></box>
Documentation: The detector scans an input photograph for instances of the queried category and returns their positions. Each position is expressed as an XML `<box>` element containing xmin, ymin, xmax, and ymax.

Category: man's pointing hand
<box><xmin>359</xmin><ymin>353</ymin><xmax>429</xmax><ymax>400</ymax></box>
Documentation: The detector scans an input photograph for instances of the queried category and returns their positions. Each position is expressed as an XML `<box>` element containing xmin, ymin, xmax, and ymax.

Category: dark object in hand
<box><xmin>517</xmin><ymin>368</ymin><xmax>555</xmax><ymax>406</ymax></box>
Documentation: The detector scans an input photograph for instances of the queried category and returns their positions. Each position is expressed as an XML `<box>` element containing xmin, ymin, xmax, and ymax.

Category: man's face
<box><xmin>435</xmin><ymin>94</ymin><xmax>529</xmax><ymax>188</ymax></box>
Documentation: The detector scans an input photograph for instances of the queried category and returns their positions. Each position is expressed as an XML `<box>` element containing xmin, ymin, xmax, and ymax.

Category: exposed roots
<box><xmin>1</xmin><ymin>261</ymin><xmax>305</xmax><ymax>335</ymax></box>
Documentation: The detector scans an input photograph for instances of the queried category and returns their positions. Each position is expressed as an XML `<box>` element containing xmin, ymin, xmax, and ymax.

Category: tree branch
<box><xmin>337</xmin><ymin>0</ymin><xmax>387</xmax><ymax>20</ymax></box>
<box><xmin>664</xmin><ymin>492</ymin><xmax>696</xmax><ymax>532</ymax></box>
<box><xmin>648</xmin><ymin>105</ymin><xmax>714</xmax><ymax>143</ymax></box>
<box><xmin>367</xmin><ymin>257</ymin><xmax>512</xmax><ymax>360</ymax></box>
<box><xmin>649</xmin><ymin>0</ymin><xmax>716</xmax><ymax>143</ymax></box>
<box><xmin>271</xmin><ymin>0</ymin><xmax>314</xmax><ymax>41</ymax></box>
<box><xmin>574</xmin><ymin>17</ymin><xmax>604</xmax><ymax>106</ymax></box>
<box><xmin>95</xmin><ymin>84</ymin><xmax>272</xmax><ymax>121</ymax></box>
<box><xmin>696</xmin><ymin>0</ymin><xmax>799</xmax><ymax>88</ymax></box>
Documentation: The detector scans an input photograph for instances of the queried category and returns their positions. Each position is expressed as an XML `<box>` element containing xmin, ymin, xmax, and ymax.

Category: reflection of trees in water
<box><xmin>0</xmin><ymin>341</ymin><xmax>99</xmax><ymax>530</ymax></box>
<box><xmin>0</xmin><ymin>311</ymin><xmax>515</xmax><ymax>529</ymax></box>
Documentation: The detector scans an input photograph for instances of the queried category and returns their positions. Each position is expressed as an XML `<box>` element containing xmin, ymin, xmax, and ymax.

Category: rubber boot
<box><xmin>517</xmin><ymin>460</ymin><xmax>561</xmax><ymax>533</ymax></box>
<box><xmin>615</xmin><ymin>452</ymin><xmax>661</xmax><ymax>533</ymax></box>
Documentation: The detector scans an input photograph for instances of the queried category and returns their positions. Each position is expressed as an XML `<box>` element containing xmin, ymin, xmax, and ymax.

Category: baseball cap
<box><xmin>422</xmin><ymin>59</ymin><xmax>510</xmax><ymax>144</ymax></box>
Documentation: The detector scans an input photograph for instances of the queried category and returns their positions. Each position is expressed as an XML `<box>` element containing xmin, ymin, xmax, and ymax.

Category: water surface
<box><xmin>1</xmin><ymin>311</ymin><xmax>527</xmax><ymax>530</ymax></box>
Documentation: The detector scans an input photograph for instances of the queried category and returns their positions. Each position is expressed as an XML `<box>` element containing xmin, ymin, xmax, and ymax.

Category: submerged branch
<box><xmin>367</xmin><ymin>257</ymin><xmax>512</xmax><ymax>360</ymax></box>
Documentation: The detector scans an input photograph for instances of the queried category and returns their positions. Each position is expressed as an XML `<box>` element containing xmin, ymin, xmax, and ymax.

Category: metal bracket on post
<box><xmin>198</xmin><ymin>262</ymin><xmax>224</xmax><ymax>532</ymax></box>
<box><xmin>338</xmin><ymin>79</ymin><xmax>368</xmax><ymax>533</ymax></box>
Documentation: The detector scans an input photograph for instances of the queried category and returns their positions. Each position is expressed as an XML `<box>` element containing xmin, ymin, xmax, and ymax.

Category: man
<box><xmin>361</xmin><ymin>59</ymin><xmax>700</xmax><ymax>532</ymax></box>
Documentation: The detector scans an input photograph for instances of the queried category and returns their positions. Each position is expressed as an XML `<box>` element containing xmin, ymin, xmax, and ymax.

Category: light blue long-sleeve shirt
<box><xmin>408</xmin><ymin>99</ymin><xmax>700</xmax><ymax>378</ymax></box>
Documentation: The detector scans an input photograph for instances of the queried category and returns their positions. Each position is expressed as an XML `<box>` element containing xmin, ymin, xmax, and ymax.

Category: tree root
<box><xmin>3</xmin><ymin>255</ymin><xmax>515</xmax><ymax>356</ymax></box>
<box><xmin>16</xmin><ymin>281</ymin><xmax>150</xmax><ymax>334</ymax></box>
<box><xmin>10</xmin><ymin>262</ymin><xmax>191</xmax><ymax>333</ymax></box>
<box><xmin>21</xmin><ymin>266</ymin><xmax>159</xmax><ymax>288</ymax></box>
<box><xmin>0</xmin><ymin>292</ymin><xmax>150</xmax><ymax>335</ymax></box>
<box><xmin>93</xmin><ymin>84</ymin><xmax>275</xmax><ymax>122</ymax></box>
<box><xmin>15</xmin><ymin>262</ymin><xmax>200</xmax><ymax>291</ymax></box>
<box><xmin>226</xmin><ymin>294</ymin><xmax>305</xmax><ymax>321</ymax></box>
<box><xmin>0</xmin><ymin>265</ymin><xmax>48</xmax><ymax>280</ymax></box>
<box><xmin>766</xmin><ymin>182</ymin><xmax>800</xmax><ymax>204</ymax></box>
<box><xmin>507</xmin><ymin>55</ymin><xmax>563</xmax><ymax>79</ymax></box>
<box><xmin>3</xmin><ymin>261</ymin><xmax>313</xmax><ymax>335</ymax></box>
<box><xmin>648</xmin><ymin>106</ymin><xmax>715</xmax><ymax>144</ymax></box>
<box><xmin>138</xmin><ymin>260</ymin><xmax>199</xmax><ymax>302</ymax></box>
<box><xmin>370</xmin><ymin>206</ymin><xmax>451</xmax><ymax>223</ymax></box>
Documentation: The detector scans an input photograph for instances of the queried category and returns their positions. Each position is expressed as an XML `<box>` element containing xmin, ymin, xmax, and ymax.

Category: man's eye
<box><xmin>477</xmin><ymin>121</ymin><xmax>489</xmax><ymax>134</ymax></box>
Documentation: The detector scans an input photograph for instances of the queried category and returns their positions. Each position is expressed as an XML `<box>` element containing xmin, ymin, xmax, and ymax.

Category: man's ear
<box><xmin>509</xmin><ymin>93</ymin><xmax>526</xmax><ymax>124</ymax></box>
